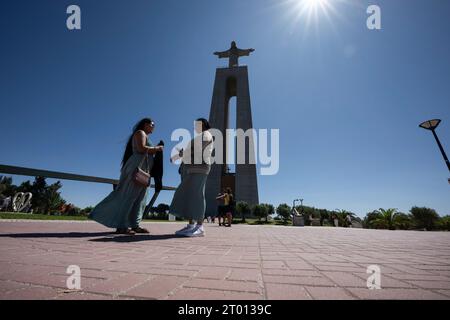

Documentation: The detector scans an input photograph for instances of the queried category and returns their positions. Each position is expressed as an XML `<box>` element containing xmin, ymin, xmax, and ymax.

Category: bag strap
<box><xmin>136</xmin><ymin>133</ymin><xmax>150</xmax><ymax>173</ymax></box>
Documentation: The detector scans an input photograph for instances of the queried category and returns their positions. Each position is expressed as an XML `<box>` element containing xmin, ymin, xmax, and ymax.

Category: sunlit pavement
<box><xmin>0</xmin><ymin>220</ymin><xmax>449</xmax><ymax>300</ymax></box>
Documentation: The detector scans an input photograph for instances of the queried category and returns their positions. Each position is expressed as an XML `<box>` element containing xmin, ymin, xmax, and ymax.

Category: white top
<box><xmin>182</xmin><ymin>130</ymin><xmax>213</xmax><ymax>165</ymax></box>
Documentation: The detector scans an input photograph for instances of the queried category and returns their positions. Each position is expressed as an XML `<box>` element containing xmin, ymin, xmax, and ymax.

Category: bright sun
<box><xmin>294</xmin><ymin>0</ymin><xmax>332</xmax><ymax>17</ymax></box>
<box><xmin>282</xmin><ymin>0</ymin><xmax>338</xmax><ymax>33</ymax></box>
<box><xmin>303</xmin><ymin>0</ymin><xmax>329</xmax><ymax>10</ymax></box>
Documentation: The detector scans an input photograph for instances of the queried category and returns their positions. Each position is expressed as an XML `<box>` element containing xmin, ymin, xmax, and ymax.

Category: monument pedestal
<box><xmin>205</xmin><ymin>66</ymin><xmax>259</xmax><ymax>217</ymax></box>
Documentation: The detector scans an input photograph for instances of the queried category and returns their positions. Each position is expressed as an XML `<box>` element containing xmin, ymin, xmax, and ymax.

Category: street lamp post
<box><xmin>419</xmin><ymin>119</ymin><xmax>450</xmax><ymax>183</ymax></box>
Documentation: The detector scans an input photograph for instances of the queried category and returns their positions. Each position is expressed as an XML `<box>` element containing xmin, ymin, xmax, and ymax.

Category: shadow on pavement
<box><xmin>0</xmin><ymin>232</ymin><xmax>114</xmax><ymax>238</ymax></box>
<box><xmin>90</xmin><ymin>234</ymin><xmax>184</xmax><ymax>242</ymax></box>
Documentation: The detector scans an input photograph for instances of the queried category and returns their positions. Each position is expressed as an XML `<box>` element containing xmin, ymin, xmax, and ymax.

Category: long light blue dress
<box><xmin>169</xmin><ymin>131</ymin><xmax>213</xmax><ymax>222</ymax></box>
<box><xmin>89</xmin><ymin>133</ymin><xmax>154</xmax><ymax>229</ymax></box>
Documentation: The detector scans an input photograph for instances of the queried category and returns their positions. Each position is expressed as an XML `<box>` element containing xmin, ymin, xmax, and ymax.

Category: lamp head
<box><xmin>419</xmin><ymin>119</ymin><xmax>441</xmax><ymax>131</ymax></box>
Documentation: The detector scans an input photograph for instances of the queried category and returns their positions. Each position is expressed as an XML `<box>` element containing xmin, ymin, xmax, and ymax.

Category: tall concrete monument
<box><xmin>205</xmin><ymin>41</ymin><xmax>259</xmax><ymax>216</ymax></box>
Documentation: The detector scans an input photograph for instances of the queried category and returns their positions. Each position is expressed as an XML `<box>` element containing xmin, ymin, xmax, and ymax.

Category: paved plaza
<box><xmin>0</xmin><ymin>220</ymin><xmax>449</xmax><ymax>300</ymax></box>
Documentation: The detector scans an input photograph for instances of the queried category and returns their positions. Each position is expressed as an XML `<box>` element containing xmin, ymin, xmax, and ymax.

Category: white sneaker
<box><xmin>175</xmin><ymin>224</ymin><xmax>195</xmax><ymax>235</ymax></box>
<box><xmin>185</xmin><ymin>225</ymin><xmax>205</xmax><ymax>237</ymax></box>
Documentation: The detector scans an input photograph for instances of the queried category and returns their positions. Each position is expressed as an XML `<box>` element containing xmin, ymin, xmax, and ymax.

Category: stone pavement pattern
<box><xmin>0</xmin><ymin>220</ymin><xmax>450</xmax><ymax>300</ymax></box>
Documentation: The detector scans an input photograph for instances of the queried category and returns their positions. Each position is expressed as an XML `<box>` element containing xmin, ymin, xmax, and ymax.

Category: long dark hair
<box><xmin>196</xmin><ymin>118</ymin><xmax>211</xmax><ymax>132</ymax></box>
<box><xmin>121</xmin><ymin>118</ymin><xmax>153</xmax><ymax>168</ymax></box>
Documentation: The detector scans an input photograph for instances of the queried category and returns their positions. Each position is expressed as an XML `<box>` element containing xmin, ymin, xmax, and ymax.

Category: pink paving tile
<box><xmin>32</xmin><ymin>274</ymin><xmax>96</xmax><ymax>290</ymax></box>
<box><xmin>183</xmin><ymin>278</ymin><xmax>261</xmax><ymax>293</ymax></box>
<box><xmin>315</xmin><ymin>265</ymin><xmax>367</xmax><ymax>273</ymax></box>
<box><xmin>305</xmin><ymin>286</ymin><xmax>355</xmax><ymax>300</ymax></box>
<box><xmin>322</xmin><ymin>272</ymin><xmax>367</xmax><ymax>288</ymax></box>
<box><xmin>123</xmin><ymin>275</ymin><xmax>188</xmax><ymax>299</ymax></box>
<box><xmin>0</xmin><ymin>280</ymin><xmax>29</xmax><ymax>294</ymax></box>
<box><xmin>436</xmin><ymin>290</ymin><xmax>450</xmax><ymax>298</ymax></box>
<box><xmin>262</xmin><ymin>261</ymin><xmax>287</xmax><ymax>269</ymax></box>
<box><xmin>262</xmin><ymin>269</ymin><xmax>321</xmax><ymax>277</ymax></box>
<box><xmin>388</xmin><ymin>274</ymin><xmax>450</xmax><ymax>282</ymax></box>
<box><xmin>265</xmin><ymin>283</ymin><xmax>311</xmax><ymax>300</ymax></box>
<box><xmin>0</xmin><ymin>285</ymin><xmax>60</xmax><ymax>300</ymax></box>
<box><xmin>263</xmin><ymin>275</ymin><xmax>335</xmax><ymax>287</ymax></box>
<box><xmin>227</xmin><ymin>268</ymin><xmax>261</xmax><ymax>282</ymax></box>
<box><xmin>1</xmin><ymin>221</ymin><xmax>450</xmax><ymax>300</ymax></box>
<box><xmin>404</xmin><ymin>280</ymin><xmax>450</xmax><ymax>290</ymax></box>
<box><xmin>133</xmin><ymin>266</ymin><xmax>197</xmax><ymax>277</ymax></box>
<box><xmin>85</xmin><ymin>273</ymin><xmax>152</xmax><ymax>295</ymax></box>
<box><xmin>53</xmin><ymin>291</ymin><xmax>112</xmax><ymax>300</ymax></box>
<box><xmin>195</xmin><ymin>267</ymin><xmax>230</xmax><ymax>280</ymax></box>
<box><xmin>167</xmin><ymin>288</ymin><xmax>263</xmax><ymax>300</ymax></box>
<box><xmin>347</xmin><ymin>288</ymin><xmax>449</xmax><ymax>300</ymax></box>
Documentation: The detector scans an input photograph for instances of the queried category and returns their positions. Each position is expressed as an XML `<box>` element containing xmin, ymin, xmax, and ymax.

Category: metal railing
<box><xmin>0</xmin><ymin>164</ymin><xmax>176</xmax><ymax>191</ymax></box>
<box><xmin>0</xmin><ymin>164</ymin><xmax>176</xmax><ymax>216</ymax></box>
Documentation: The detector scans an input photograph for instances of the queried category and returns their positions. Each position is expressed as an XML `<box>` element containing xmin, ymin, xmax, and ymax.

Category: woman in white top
<box><xmin>169</xmin><ymin>118</ymin><xmax>214</xmax><ymax>237</ymax></box>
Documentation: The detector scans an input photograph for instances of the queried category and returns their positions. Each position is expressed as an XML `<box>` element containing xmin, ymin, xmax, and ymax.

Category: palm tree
<box><xmin>335</xmin><ymin>209</ymin><xmax>356</xmax><ymax>227</ymax></box>
<box><xmin>410</xmin><ymin>206</ymin><xmax>440</xmax><ymax>231</ymax></box>
<box><xmin>370</xmin><ymin>208</ymin><xmax>409</xmax><ymax>230</ymax></box>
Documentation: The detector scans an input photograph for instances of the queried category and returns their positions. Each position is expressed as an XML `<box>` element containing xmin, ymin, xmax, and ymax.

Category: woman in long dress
<box><xmin>89</xmin><ymin>118</ymin><xmax>164</xmax><ymax>235</ymax></box>
<box><xmin>170</xmin><ymin>118</ymin><xmax>213</xmax><ymax>237</ymax></box>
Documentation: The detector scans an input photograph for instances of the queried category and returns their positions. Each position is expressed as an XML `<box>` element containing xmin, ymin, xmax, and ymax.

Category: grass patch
<box><xmin>0</xmin><ymin>212</ymin><xmax>181</xmax><ymax>223</ymax></box>
<box><xmin>0</xmin><ymin>212</ymin><xmax>88</xmax><ymax>221</ymax></box>
<box><xmin>0</xmin><ymin>212</ymin><xmax>293</xmax><ymax>226</ymax></box>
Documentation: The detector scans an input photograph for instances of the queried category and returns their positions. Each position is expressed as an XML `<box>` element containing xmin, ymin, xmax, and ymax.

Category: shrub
<box><xmin>410</xmin><ymin>206</ymin><xmax>440</xmax><ymax>231</ymax></box>
<box><xmin>438</xmin><ymin>215</ymin><xmax>450</xmax><ymax>231</ymax></box>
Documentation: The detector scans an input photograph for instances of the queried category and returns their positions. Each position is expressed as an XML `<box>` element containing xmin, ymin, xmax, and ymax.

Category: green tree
<box><xmin>261</xmin><ymin>203</ymin><xmax>274</xmax><ymax>222</ymax></box>
<box><xmin>80</xmin><ymin>206</ymin><xmax>94</xmax><ymax>216</ymax></box>
<box><xmin>276</xmin><ymin>203</ymin><xmax>292</xmax><ymax>224</ymax></box>
<box><xmin>253</xmin><ymin>204</ymin><xmax>268</xmax><ymax>222</ymax></box>
<box><xmin>1</xmin><ymin>176</ymin><xmax>67</xmax><ymax>214</ymax></box>
<box><xmin>334</xmin><ymin>209</ymin><xmax>356</xmax><ymax>227</ymax></box>
<box><xmin>0</xmin><ymin>176</ymin><xmax>17</xmax><ymax>198</ymax></box>
<box><xmin>64</xmin><ymin>204</ymin><xmax>81</xmax><ymax>216</ymax></box>
<box><xmin>44</xmin><ymin>181</ymin><xmax>66</xmax><ymax>214</ymax></box>
<box><xmin>363</xmin><ymin>210</ymin><xmax>380</xmax><ymax>229</ymax></box>
<box><xmin>438</xmin><ymin>215</ymin><xmax>450</xmax><ymax>231</ymax></box>
<box><xmin>318</xmin><ymin>209</ymin><xmax>329</xmax><ymax>225</ymax></box>
<box><xmin>393</xmin><ymin>212</ymin><xmax>413</xmax><ymax>230</ymax></box>
<box><xmin>368</xmin><ymin>208</ymin><xmax>411</xmax><ymax>230</ymax></box>
<box><xmin>410</xmin><ymin>206</ymin><xmax>440</xmax><ymax>231</ymax></box>
<box><xmin>236</xmin><ymin>201</ymin><xmax>251</xmax><ymax>223</ymax></box>
<box><xmin>28</xmin><ymin>176</ymin><xmax>49</xmax><ymax>213</ymax></box>
<box><xmin>155</xmin><ymin>203</ymin><xmax>170</xmax><ymax>219</ymax></box>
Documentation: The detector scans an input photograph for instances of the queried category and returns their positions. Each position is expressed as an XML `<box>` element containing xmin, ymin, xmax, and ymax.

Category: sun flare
<box><xmin>293</xmin><ymin>0</ymin><xmax>333</xmax><ymax>19</ymax></box>
<box><xmin>303</xmin><ymin>0</ymin><xmax>329</xmax><ymax>10</ymax></box>
<box><xmin>280</xmin><ymin>0</ymin><xmax>341</xmax><ymax>34</ymax></box>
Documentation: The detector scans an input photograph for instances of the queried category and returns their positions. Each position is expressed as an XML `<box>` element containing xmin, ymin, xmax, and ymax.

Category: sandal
<box><xmin>132</xmin><ymin>226</ymin><xmax>150</xmax><ymax>234</ymax></box>
<box><xmin>115</xmin><ymin>228</ymin><xmax>136</xmax><ymax>235</ymax></box>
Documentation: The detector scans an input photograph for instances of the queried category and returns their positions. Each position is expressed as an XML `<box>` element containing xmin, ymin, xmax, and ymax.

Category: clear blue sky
<box><xmin>1</xmin><ymin>0</ymin><xmax>449</xmax><ymax>217</ymax></box>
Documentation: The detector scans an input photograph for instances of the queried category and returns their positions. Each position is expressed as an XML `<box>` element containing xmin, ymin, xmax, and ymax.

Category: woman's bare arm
<box><xmin>170</xmin><ymin>148</ymin><xmax>183</xmax><ymax>163</ymax></box>
<box><xmin>134</xmin><ymin>131</ymin><xmax>163</xmax><ymax>155</ymax></box>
